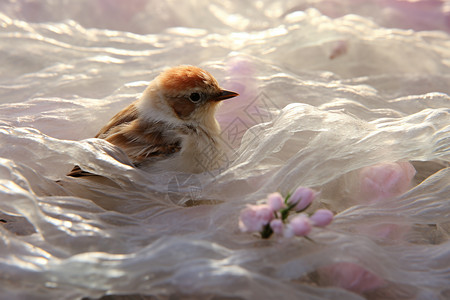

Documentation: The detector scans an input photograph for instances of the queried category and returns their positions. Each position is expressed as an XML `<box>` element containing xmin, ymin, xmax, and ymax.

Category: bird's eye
<box><xmin>189</xmin><ymin>92</ymin><xmax>201</xmax><ymax>103</ymax></box>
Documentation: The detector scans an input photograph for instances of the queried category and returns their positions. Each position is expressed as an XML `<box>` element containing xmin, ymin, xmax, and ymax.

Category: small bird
<box><xmin>68</xmin><ymin>65</ymin><xmax>239</xmax><ymax>176</ymax></box>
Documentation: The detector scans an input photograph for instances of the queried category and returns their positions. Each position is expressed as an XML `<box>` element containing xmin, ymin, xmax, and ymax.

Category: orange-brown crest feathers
<box><xmin>158</xmin><ymin>65</ymin><xmax>219</xmax><ymax>94</ymax></box>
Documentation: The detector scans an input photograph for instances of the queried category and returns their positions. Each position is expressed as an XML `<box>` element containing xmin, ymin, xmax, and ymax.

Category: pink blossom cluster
<box><xmin>239</xmin><ymin>187</ymin><xmax>333</xmax><ymax>239</ymax></box>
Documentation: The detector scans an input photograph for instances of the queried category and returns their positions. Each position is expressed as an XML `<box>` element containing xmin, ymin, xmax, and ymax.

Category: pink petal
<box><xmin>310</xmin><ymin>209</ymin><xmax>334</xmax><ymax>227</ymax></box>
<box><xmin>288</xmin><ymin>187</ymin><xmax>316</xmax><ymax>211</ymax></box>
<box><xmin>267</xmin><ymin>192</ymin><xmax>285</xmax><ymax>211</ymax></box>
<box><xmin>238</xmin><ymin>204</ymin><xmax>274</xmax><ymax>233</ymax></box>
<box><xmin>289</xmin><ymin>214</ymin><xmax>312</xmax><ymax>236</ymax></box>
<box><xmin>318</xmin><ymin>262</ymin><xmax>385</xmax><ymax>293</ymax></box>
<box><xmin>269</xmin><ymin>219</ymin><xmax>284</xmax><ymax>235</ymax></box>
<box><xmin>357</xmin><ymin>162</ymin><xmax>416</xmax><ymax>203</ymax></box>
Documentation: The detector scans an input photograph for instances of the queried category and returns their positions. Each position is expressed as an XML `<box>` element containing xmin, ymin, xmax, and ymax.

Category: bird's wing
<box><xmin>102</xmin><ymin>119</ymin><xmax>182</xmax><ymax>164</ymax></box>
<box><xmin>67</xmin><ymin>104</ymin><xmax>182</xmax><ymax>177</ymax></box>
<box><xmin>67</xmin><ymin>102</ymin><xmax>139</xmax><ymax>178</ymax></box>
<box><xmin>95</xmin><ymin>101</ymin><xmax>139</xmax><ymax>138</ymax></box>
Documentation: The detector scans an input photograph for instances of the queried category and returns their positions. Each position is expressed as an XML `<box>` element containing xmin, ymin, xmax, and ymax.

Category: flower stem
<box><xmin>280</xmin><ymin>202</ymin><xmax>297</xmax><ymax>220</ymax></box>
<box><xmin>261</xmin><ymin>223</ymin><xmax>273</xmax><ymax>239</ymax></box>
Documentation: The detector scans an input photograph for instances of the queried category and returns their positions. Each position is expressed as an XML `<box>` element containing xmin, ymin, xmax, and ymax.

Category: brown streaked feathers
<box><xmin>95</xmin><ymin>102</ymin><xmax>139</xmax><ymax>138</ymax></box>
<box><xmin>68</xmin><ymin>102</ymin><xmax>182</xmax><ymax>177</ymax></box>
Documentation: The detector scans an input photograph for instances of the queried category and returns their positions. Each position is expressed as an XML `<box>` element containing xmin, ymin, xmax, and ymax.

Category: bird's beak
<box><xmin>212</xmin><ymin>89</ymin><xmax>239</xmax><ymax>102</ymax></box>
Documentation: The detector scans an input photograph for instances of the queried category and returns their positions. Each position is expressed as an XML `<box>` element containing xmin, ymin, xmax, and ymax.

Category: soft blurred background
<box><xmin>0</xmin><ymin>1</ymin><xmax>449</xmax><ymax>300</ymax></box>
<box><xmin>2</xmin><ymin>0</ymin><xmax>450</xmax><ymax>34</ymax></box>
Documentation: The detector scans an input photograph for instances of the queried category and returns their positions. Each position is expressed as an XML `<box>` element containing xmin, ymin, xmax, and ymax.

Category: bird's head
<box><xmin>139</xmin><ymin>65</ymin><xmax>238</xmax><ymax>126</ymax></box>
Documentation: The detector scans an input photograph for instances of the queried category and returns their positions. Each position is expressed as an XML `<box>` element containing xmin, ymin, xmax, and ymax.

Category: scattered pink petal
<box><xmin>289</xmin><ymin>214</ymin><xmax>312</xmax><ymax>236</ymax></box>
<box><xmin>239</xmin><ymin>204</ymin><xmax>274</xmax><ymax>233</ymax></box>
<box><xmin>310</xmin><ymin>209</ymin><xmax>334</xmax><ymax>227</ymax></box>
<box><xmin>357</xmin><ymin>162</ymin><xmax>416</xmax><ymax>203</ymax></box>
<box><xmin>270</xmin><ymin>219</ymin><xmax>284</xmax><ymax>235</ymax></box>
<box><xmin>318</xmin><ymin>262</ymin><xmax>385</xmax><ymax>293</ymax></box>
<box><xmin>267</xmin><ymin>192</ymin><xmax>285</xmax><ymax>211</ymax></box>
<box><xmin>288</xmin><ymin>187</ymin><xmax>316</xmax><ymax>211</ymax></box>
<box><xmin>329</xmin><ymin>40</ymin><xmax>348</xmax><ymax>59</ymax></box>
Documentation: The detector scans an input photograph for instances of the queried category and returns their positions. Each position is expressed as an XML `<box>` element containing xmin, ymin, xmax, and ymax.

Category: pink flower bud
<box><xmin>310</xmin><ymin>209</ymin><xmax>334</xmax><ymax>227</ymax></box>
<box><xmin>288</xmin><ymin>214</ymin><xmax>312</xmax><ymax>236</ymax></box>
<box><xmin>239</xmin><ymin>204</ymin><xmax>274</xmax><ymax>233</ymax></box>
<box><xmin>269</xmin><ymin>219</ymin><xmax>284</xmax><ymax>235</ymax></box>
<box><xmin>288</xmin><ymin>187</ymin><xmax>316</xmax><ymax>211</ymax></box>
<box><xmin>267</xmin><ymin>192</ymin><xmax>285</xmax><ymax>211</ymax></box>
